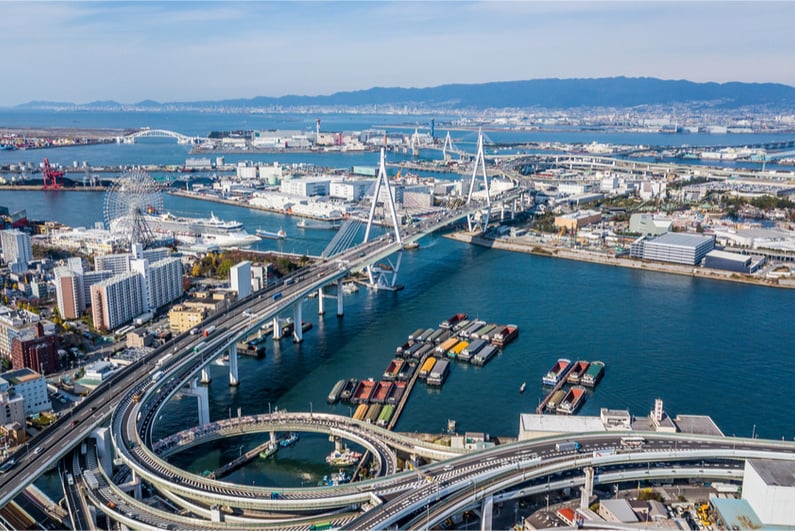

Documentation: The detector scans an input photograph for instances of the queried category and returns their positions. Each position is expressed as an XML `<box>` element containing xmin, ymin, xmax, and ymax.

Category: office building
<box><xmin>0</xmin><ymin>229</ymin><xmax>32</xmax><ymax>271</ymax></box>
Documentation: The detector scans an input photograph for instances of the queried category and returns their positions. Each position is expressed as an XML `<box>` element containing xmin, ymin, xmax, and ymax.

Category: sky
<box><xmin>2</xmin><ymin>1</ymin><xmax>795</xmax><ymax>107</ymax></box>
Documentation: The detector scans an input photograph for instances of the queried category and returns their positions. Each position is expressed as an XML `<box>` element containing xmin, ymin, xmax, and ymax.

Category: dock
<box><xmin>209</xmin><ymin>439</ymin><xmax>272</xmax><ymax>480</ymax></box>
<box><xmin>535</xmin><ymin>363</ymin><xmax>575</xmax><ymax>414</ymax></box>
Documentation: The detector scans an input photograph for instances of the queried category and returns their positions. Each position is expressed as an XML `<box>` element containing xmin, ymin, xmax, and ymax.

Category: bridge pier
<box><xmin>581</xmin><ymin>466</ymin><xmax>594</xmax><ymax>509</ymax></box>
<box><xmin>200</xmin><ymin>366</ymin><xmax>212</xmax><ymax>384</ymax></box>
<box><xmin>183</xmin><ymin>378</ymin><xmax>210</xmax><ymax>425</ymax></box>
<box><xmin>318</xmin><ymin>287</ymin><xmax>325</xmax><ymax>315</ymax></box>
<box><xmin>272</xmin><ymin>316</ymin><xmax>283</xmax><ymax>340</ymax></box>
<box><xmin>293</xmin><ymin>300</ymin><xmax>303</xmax><ymax>343</ymax></box>
<box><xmin>336</xmin><ymin>279</ymin><xmax>344</xmax><ymax>317</ymax></box>
<box><xmin>228</xmin><ymin>343</ymin><xmax>239</xmax><ymax>387</ymax></box>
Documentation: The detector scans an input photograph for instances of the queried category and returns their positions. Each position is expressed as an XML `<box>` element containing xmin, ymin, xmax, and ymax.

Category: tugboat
<box><xmin>280</xmin><ymin>433</ymin><xmax>299</xmax><ymax>447</ymax></box>
<box><xmin>326</xmin><ymin>446</ymin><xmax>363</xmax><ymax>466</ymax></box>
<box><xmin>519</xmin><ymin>382</ymin><xmax>526</xmax><ymax>393</ymax></box>
<box><xmin>259</xmin><ymin>443</ymin><xmax>279</xmax><ymax>459</ymax></box>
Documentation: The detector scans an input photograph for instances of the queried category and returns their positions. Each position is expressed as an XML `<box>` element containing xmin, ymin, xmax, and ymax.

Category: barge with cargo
<box><xmin>542</xmin><ymin>358</ymin><xmax>571</xmax><ymax>386</ymax></box>
<box><xmin>581</xmin><ymin>361</ymin><xmax>605</xmax><ymax>387</ymax></box>
<box><xmin>556</xmin><ymin>386</ymin><xmax>587</xmax><ymax>415</ymax></box>
<box><xmin>566</xmin><ymin>361</ymin><xmax>590</xmax><ymax>385</ymax></box>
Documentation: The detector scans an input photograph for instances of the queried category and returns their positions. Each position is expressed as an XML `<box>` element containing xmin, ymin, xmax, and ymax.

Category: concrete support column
<box><xmin>228</xmin><ymin>343</ymin><xmax>239</xmax><ymax>387</ymax></box>
<box><xmin>186</xmin><ymin>378</ymin><xmax>210</xmax><ymax>425</ymax></box>
<box><xmin>200</xmin><ymin>366</ymin><xmax>211</xmax><ymax>384</ymax></box>
<box><xmin>293</xmin><ymin>300</ymin><xmax>303</xmax><ymax>343</ymax></box>
<box><xmin>581</xmin><ymin>466</ymin><xmax>594</xmax><ymax>509</ymax></box>
<box><xmin>130</xmin><ymin>470</ymin><xmax>143</xmax><ymax>500</ymax></box>
<box><xmin>318</xmin><ymin>287</ymin><xmax>325</xmax><ymax>315</ymax></box>
<box><xmin>272</xmin><ymin>316</ymin><xmax>282</xmax><ymax>340</ymax></box>
<box><xmin>270</xmin><ymin>431</ymin><xmax>276</xmax><ymax>443</ymax></box>
<box><xmin>336</xmin><ymin>279</ymin><xmax>344</xmax><ymax>317</ymax></box>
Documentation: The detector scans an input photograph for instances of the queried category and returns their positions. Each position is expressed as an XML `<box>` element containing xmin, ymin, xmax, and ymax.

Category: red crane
<box><xmin>42</xmin><ymin>158</ymin><xmax>64</xmax><ymax>190</ymax></box>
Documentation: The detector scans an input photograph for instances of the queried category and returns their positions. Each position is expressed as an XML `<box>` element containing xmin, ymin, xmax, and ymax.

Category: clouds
<box><xmin>1</xmin><ymin>1</ymin><xmax>793</xmax><ymax>106</ymax></box>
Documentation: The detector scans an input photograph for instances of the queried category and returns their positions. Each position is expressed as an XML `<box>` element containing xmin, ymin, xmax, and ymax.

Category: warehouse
<box><xmin>632</xmin><ymin>232</ymin><xmax>715</xmax><ymax>265</ymax></box>
<box><xmin>703</xmin><ymin>250</ymin><xmax>764</xmax><ymax>273</ymax></box>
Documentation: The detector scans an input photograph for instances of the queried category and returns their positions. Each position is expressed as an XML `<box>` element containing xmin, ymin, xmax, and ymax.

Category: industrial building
<box><xmin>628</xmin><ymin>213</ymin><xmax>672</xmax><ymax>236</ymax></box>
<box><xmin>280</xmin><ymin>177</ymin><xmax>330</xmax><ymax>197</ymax></box>
<box><xmin>630</xmin><ymin>232</ymin><xmax>715</xmax><ymax>265</ymax></box>
<box><xmin>703</xmin><ymin>249</ymin><xmax>765</xmax><ymax>273</ymax></box>
<box><xmin>742</xmin><ymin>459</ymin><xmax>795</xmax><ymax>526</ymax></box>
<box><xmin>554</xmin><ymin>209</ymin><xmax>601</xmax><ymax>231</ymax></box>
<box><xmin>330</xmin><ymin>180</ymin><xmax>372</xmax><ymax>202</ymax></box>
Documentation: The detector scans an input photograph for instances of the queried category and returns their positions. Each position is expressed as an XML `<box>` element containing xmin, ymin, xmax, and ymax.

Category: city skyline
<box><xmin>2</xmin><ymin>1</ymin><xmax>795</xmax><ymax>107</ymax></box>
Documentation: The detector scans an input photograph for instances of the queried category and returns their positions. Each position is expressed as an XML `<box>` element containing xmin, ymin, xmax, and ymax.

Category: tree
<box><xmin>190</xmin><ymin>263</ymin><xmax>202</xmax><ymax>277</ymax></box>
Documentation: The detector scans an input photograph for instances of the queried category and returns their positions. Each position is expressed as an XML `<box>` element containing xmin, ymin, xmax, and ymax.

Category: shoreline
<box><xmin>166</xmin><ymin>190</ymin><xmax>344</xmax><ymax>222</ymax></box>
<box><xmin>446</xmin><ymin>232</ymin><xmax>795</xmax><ymax>290</ymax></box>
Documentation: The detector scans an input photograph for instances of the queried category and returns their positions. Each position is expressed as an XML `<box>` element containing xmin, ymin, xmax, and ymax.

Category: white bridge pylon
<box><xmin>465</xmin><ymin>129</ymin><xmax>491</xmax><ymax>233</ymax></box>
<box><xmin>363</xmin><ymin>147</ymin><xmax>403</xmax><ymax>290</ymax></box>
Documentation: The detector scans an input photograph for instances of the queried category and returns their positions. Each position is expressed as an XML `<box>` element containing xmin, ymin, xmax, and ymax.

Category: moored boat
<box><xmin>439</xmin><ymin>313</ymin><xmax>468</xmax><ymax>329</ymax></box>
<box><xmin>542</xmin><ymin>358</ymin><xmax>571</xmax><ymax>386</ymax></box>
<box><xmin>556</xmin><ymin>385</ymin><xmax>587</xmax><ymax>415</ymax></box>
<box><xmin>581</xmin><ymin>360</ymin><xmax>605</xmax><ymax>387</ymax></box>
<box><xmin>279</xmin><ymin>432</ymin><xmax>299</xmax><ymax>447</ymax></box>
<box><xmin>350</xmin><ymin>378</ymin><xmax>376</xmax><ymax>404</ymax></box>
<box><xmin>340</xmin><ymin>378</ymin><xmax>358</xmax><ymax>403</ymax></box>
<box><xmin>328</xmin><ymin>379</ymin><xmax>346</xmax><ymax>404</ymax></box>
<box><xmin>546</xmin><ymin>389</ymin><xmax>567</xmax><ymax>412</ymax></box>
<box><xmin>566</xmin><ymin>360</ymin><xmax>590</xmax><ymax>385</ymax></box>
<box><xmin>382</xmin><ymin>359</ymin><xmax>403</xmax><ymax>381</ymax></box>
<box><xmin>256</xmin><ymin>227</ymin><xmax>287</xmax><ymax>239</ymax></box>
<box><xmin>259</xmin><ymin>443</ymin><xmax>279</xmax><ymax>459</ymax></box>
<box><xmin>371</xmin><ymin>381</ymin><xmax>393</xmax><ymax>404</ymax></box>
<box><xmin>326</xmin><ymin>447</ymin><xmax>363</xmax><ymax>466</ymax></box>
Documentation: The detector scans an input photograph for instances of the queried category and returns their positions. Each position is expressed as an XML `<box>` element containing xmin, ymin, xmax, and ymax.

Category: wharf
<box><xmin>209</xmin><ymin>438</ymin><xmax>276</xmax><ymax>480</ymax></box>
<box><xmin>166</xmin><ymin>190</ymin><xmax>344</xmax><ymax>222</ymax></box>
<box><xmin>535</xmin><ymin>363</ymin><xmax>574</xmax><ymax>414</ymax></box>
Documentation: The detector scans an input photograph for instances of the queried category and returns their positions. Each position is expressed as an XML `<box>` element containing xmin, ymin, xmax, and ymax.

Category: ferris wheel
<box><xmin>103</xmin><ymin>169</ymin><xmax>163</xmax><ymax>249</ymax></box>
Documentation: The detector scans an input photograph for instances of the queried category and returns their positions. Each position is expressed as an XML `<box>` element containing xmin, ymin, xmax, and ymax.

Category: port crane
<box><xmin>42</xmin><ymin>158</ymin><xmax>64</xmax><ymax>190</ymax></box>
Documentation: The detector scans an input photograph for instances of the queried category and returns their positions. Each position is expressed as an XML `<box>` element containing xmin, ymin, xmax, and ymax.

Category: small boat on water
<box><xmin>326</xmin><ymin>447</ymin><xmax>363</xmax><ymax>466</ymax></box>
<box><xmin>519</xmin><ymin>382</ymin><xmax>526</xmax><ymax>393</ymax></box>
<box><xmin>279</xmin><ymin>432</ymin><xmax>299</xmax><ymax>447</ymax></box>
<box><xmin>259</xmin><ymin>443</ymin><xmax>279</xmax><ymax>459</ymax></box>
<box><xmin>256</xmin><ymin>228</ymin><xmax>287</xmax><ymax>239</ymax></box>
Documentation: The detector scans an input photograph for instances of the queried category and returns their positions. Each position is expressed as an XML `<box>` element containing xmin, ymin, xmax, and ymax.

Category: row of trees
<box><xmin>188</xmin><ymin>250</ymin><xmax>307</xmax><ymax>279</ymax></box>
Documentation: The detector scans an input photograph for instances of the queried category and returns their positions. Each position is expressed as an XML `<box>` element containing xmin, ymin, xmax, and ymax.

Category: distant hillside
<box><xmin>16</xmin><ymin>77</ymin><xmax>795</xmax><ymax>110</ymax></box>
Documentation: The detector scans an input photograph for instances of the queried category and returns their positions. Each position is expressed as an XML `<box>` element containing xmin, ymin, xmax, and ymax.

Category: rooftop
<box><xmin>710</xmin><ymin>497</ymin><xmax>764</xmax><ymax>529</ymax></box>
<box><xmin>520</xmin><ymin>413</ymin><xmax>605</xmax><ymax>434</ymax></box>
<box><xmin>650</xmin><ymin>232</ymin><xmax>714</xmax><ymax>248</ymax></box>
<box><xmin>2</xmin><ymin>367</ymin><xmax>42</xmax><ymax>384</ymax></box>
<box><xmin>747</xmin><ymin>459</ymin><xmax>795</xmax><ymax>487</ymax></box>
<box><xmin>674</xmin><ymin>415</ymin><xmax>725</xmax><ymax>436</ymax></box>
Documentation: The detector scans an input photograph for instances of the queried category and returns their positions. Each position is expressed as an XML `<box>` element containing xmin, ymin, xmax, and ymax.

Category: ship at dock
<box><xmin>581</xmin><ymin>360</ymin><xmax>605</xmax><ymax>387</ymax></box>
<box><xmin>143</xmin><ymin>211</ymin><xmax>259</xmax><ymax>247</ymax></box>
<box><xmin>566</xmin><ymin>360</ymin><xmax>590</xmax><ymax>385</ymax></box>
<box><xmin>326</xmin><ymin>447</ymin><xmax>363</xmax><ymax>467</ymax></box>
<box><xmin>556</xmin><ymin>385</ymin><xmax>587</xmax><ymax>415</ymax></box>
<box><xmin>542</xmin><ymin>358</ymin><xmax>571</xmax><ymax>386</ymax></box>
<box><xmin>296</xmin><ymin>219</ymin><xmax>341</xmax><ymax>230</ymax></box>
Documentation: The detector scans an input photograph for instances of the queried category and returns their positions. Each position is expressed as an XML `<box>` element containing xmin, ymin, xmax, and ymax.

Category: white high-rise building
<box><xmin>146</xmin><ymin>257</ymin><xmax>183</xmax><ymax>310</ymax></box>
<box><xmin>95</xmin><ymin>252</ymin><xmax>131</xmax><ymax>276</ymax></box>
<box><xmin>90</xmin><ymin>272</ymin><xmax>145</xmax><ymax>331</ymax></box>
<box><xmin>230</xmin><ymin>261</ymin><xmax>252</xmax><ymax>299</ymax></box>
<box><xmin>0</xmin><ymin>229</ymin><xmax>32</xmax><ymax>268</ymax></box>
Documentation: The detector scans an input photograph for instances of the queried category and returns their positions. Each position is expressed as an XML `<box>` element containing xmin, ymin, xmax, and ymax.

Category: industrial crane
<box><xmin>42</xmin><ymin>158</ymin><xmax>64</xmax><ymax>190</ymax></box>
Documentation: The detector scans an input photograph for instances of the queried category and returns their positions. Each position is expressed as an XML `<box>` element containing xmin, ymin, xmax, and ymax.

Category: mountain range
<box><xmin>15</xmin><ymin>77</ymin><xmax>795</xmax><ymax>111</ymax></box>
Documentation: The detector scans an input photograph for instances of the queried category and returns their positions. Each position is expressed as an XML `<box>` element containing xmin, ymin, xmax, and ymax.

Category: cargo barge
<box><xmin>447</xmin><ymin>340</ymin><xmax>468</xmax><ymax>359</ymax></box>
<box><xmin>418</xmin><ymin>357</ymin><xmax>436</xmax><ymax>379</ymax></box>
<box><xmin>440</xmin><ymin>313</ymin><xmax>467</xmax><ymax>329</ymax></box>
<box><xmin>460</xmin><ymin>320</ymin><xmax>486</xmax><ymax>339</ymax></box>
<box><xmin>340</xmin><ymin>378</ymin><xmax>358</xmax><ymax>403</ymax></box>
<box><xmin>396</xmin><ymin>361</ymin><xmax>416</xmax><ymax>381</ymax></box>
<box><xmin>471</xmin><ymin>344</ymin><xmax>499</xmax><ymax>366</ymax></box>
<box><xmin>556</xmin><ymin>385</ymin><xmax>587</xmax><ymax>415</ymax></box>
<box><xmin>350</xmin><ymin>378</ymin><xmax>376</xmax><ymax>404</ymax></box>
<box><xmin>353</xmin><ymin>404</ymin><xmax>368</xmax><ymax>421</ymax></box>
<box><xmin>365</xmin><ymin>404</ymin><xmax>382</xmax><ymax>423</ymax></box>
<box><xmin>328</xmin><ymin>379</ymin><xmax>346</xmax><ymax>404</ymax></box>
<box><xmin>546</xmin><ymin>389</ymin><xmax>567</xmax><ymax>412</ymax></box>
<box><xmin>387</xmin><ymin>381</ymin><xmax>407</xmax><ymax>404</ymax></box>
<box><xmin>371</xmin><ymin>381</ymin><xmax>393</xmax><ymax>404</ymax></box>
<box><xmin>566</xmin><ymin>360</ymin><xmax>590</xmax><ymax>385</ymax></box>
<box><xmin>492</xmin><ymin>324</ymin><xmax>519</xmax><ymax>347</ymax></box>
<box><xmin>427</xmin><ymin>358</ymin><xmax>450</xmax><ymax>386</ymax></box>
<box><xmin>382</xmin><ymin>359</ymin><xmax>403</xmax><ymax>381</ymax></box>
<box><xmin>581</xmin><ymin>360</ymin><xmax>605</xmax><ymax>387</ymax></box>
<box><xmin>436</xmin><ymin>337</ymin><xmax>460</xmax><ymax>355</ymax></box>
<box><xmin>542</xmin><ymin>358</ymin><xmax>571</xmax><ymax>386</ymax></box>
<box><xmin>458</xmin><ymin>338</ymin><xmax>486</xmax><ymax>362</ymax></box>
<box><xmin>377</xmin><ymin>404</ymin><xmax>395</xmax><ymax>427</ymax></box>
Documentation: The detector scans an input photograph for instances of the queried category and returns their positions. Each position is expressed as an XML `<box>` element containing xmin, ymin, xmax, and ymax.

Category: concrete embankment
<box><xmin>166</xmin><ymin>190</ymin><xmax>342</xmax><ymax>221</ymax></box>
<box><xmin>446</xmin><ymin>232</ymin><xmax>795</xmax><ymax>290</ymax></box>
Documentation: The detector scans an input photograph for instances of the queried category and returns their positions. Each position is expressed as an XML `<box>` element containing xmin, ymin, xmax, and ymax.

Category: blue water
<box><xmin>6</xmin><ymin>111</ymin><xmax>793</xmax><ymax>493</ymax></box>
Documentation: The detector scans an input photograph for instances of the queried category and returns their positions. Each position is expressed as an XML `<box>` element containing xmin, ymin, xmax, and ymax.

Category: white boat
<box><xmin>297</xmin><ymin>219</ymin><xmax>341</xmax><ymax>230</ymax></box>
<box><xmin>142</xmin><ymin>211</ymin><xmax>259</xmax><ymax>247</ymax></box>
<box><xmin>256</xmin><ymin>228</ymin><xmax>287</xmax><ymax>240</ymax></box>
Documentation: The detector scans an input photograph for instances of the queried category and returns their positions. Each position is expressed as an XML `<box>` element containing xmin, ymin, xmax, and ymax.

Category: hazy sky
<box><xmin>2</xmin><ymin>1</ymin><xmax>794</xmax><ymax>106</ymax></box>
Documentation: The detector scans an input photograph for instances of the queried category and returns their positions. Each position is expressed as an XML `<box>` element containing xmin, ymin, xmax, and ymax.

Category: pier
<box><xmin>209</xmin><ymin>437</ymin><xmax>277</xmax><ymax>480</ymax></box>
<box><xmin>535</xmin><ymin>364</ymin><xmax>574</xmax><ymax>414</ymax></box>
